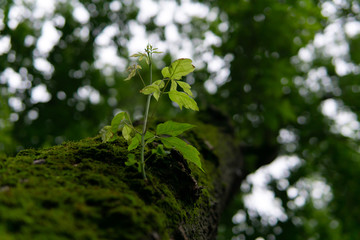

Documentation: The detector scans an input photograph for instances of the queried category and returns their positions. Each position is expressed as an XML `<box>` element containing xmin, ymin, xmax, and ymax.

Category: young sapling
<box><xmin>100</xmin><ymin>44</ymin><xmax>203</xmax><ymax>180</ymax></box>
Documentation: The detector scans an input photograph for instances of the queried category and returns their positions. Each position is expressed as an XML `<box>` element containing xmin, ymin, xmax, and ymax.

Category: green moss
<box><xmin>0</xmin><ymin>119</ymin><xmax>236</xmax><ymax>239</ymax></box>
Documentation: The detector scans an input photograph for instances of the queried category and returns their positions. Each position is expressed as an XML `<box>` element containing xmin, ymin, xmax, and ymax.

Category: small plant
<box><xmin>100</xmin><ymin>44</ymin><xmax>203</xmax><ymax>180</ymax></box>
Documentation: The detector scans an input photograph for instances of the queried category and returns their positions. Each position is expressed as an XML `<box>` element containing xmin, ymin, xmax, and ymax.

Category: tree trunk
<box><xmin>0</xmin><ymin>118</ymin><xmax>244</xmax><ymax>239</ymax></box>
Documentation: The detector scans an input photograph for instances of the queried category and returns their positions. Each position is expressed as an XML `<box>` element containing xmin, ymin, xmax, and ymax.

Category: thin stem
<box><xmin>137</xmin><ymin>70</ymin><xmax>146</xmax><ymax>87</ymax></box>
<box><xmin>140</xmin><ymin>53</ymin><xmax>152</xmax><ymax>180</ymax></box>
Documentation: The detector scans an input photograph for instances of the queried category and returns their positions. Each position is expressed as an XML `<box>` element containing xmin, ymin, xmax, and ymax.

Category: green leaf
<box><xmin>125</xmin><ymin>154</ymin><xmax>137</xmax><ymax>166</ymax></box>
<box><xmin>110</xmin><ymin>112</ymin><xmax>134</xmax><ymax>142</ymax></box>
<box><xmin>168</xmin><ymin>90</ymin><xmax>199</xmax><ymax>111</ymax></box>
<box><xmin>163</xmin><ymin>58</ymin><xmax>195</xmax><ymax>80</ymax></box>
<box><xmin>161</xmin><ymin>67</ymin><xmax>170</xmax><ymax>78</ymax></box>
<box><xmin>160</xmin><ymin>136</ymin><xmax>204</xmax><ymax>172</ymax></box>
<box><xmin>99</xmin><ymin>125</ymin><xmax>114</xmax><ymax>142</ymax></box>
<box><xmin>152</xmin><ymin>144</ymin><xmax>167</xmax><ymax>156</ymax></box>
<box><xmin>144</xmin><ymin>131</ymin><xmax>155</xmax><ymax>140</ymax></box>
<box><xmin>128</xmin><ymin>133</ymin><xmax>141</xmax><ymax>151</ymax></box>
<box><xmin>153</xmin><ymin>80</ymin><xmax>165</xmax><ymax>88</ymax></box>
<box><xmin>124</xmin><ymin>64</ymin><xmax>141</xmax><ymax>81</ymax></box>
<box><xmin>128</xmin><ymin>131</ymin><xmax>154</xmax><ymax>151</ymax></box>
<box><xmin>130</xmin><ymin>53</ymin><xmax>147</xmax><ymax>63</ymax></box>
<box><xmin>153</xmin><ymin>92</ymin><xmax>160</xmax><ymax>101</ymax></box>
<box><xmin>144</xmin><ymin>131</ymin><xmax>155</xmax><ymax>145</ymax></box>
<box><xmin>111</xmin><ymin>112</ymin><xmax>131</xmax><ymax>133</ymax></box>
<box><xmin>130</xmin><ymin>52</ymin><xmax>142</xmax><ymax>58</ymax></box>
<box><xmin>170</xmin><ymin>80</ymin><xmax>177</xmax><ymax>91</ymax></box>
<box><xmin>140</xmin><ymin>84</ymin><xmax>161</xmax><ymax>101</ymax></box>
<box><xmin>156</xmin><ymin>121</ymin><xmax>195</xmax><ymax>136</ymax></box>
<box><xmin>177</xmin><ymin>81</ymin><xmax>193</xmax><ymax>97</ymax></box>
<box><xmin>122</xmin><ymin>125</ymin><xmax>133</xmax><ymax>141</ymax></box>
<box><xmin>156</xmin><ymin>92</ymin><xmax>162</xmax><ymax>101</ymax></box>
<box><xmin>152</xmin><ymin>80</ymin><xmax>165</xmax><ymax>100</ymax></box>
<box><xmin>125</xmin><ymin>68</ymin><xmax>136</xmax><ymax>81</ymax></box>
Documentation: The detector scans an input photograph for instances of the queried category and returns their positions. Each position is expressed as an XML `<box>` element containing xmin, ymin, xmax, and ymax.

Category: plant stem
<box><xmin>137</xmin><ymin>70</ymin><xmax>146</xmax><ymax>87</ymax></box>
<box><xmin>140</xmin><ymin>54</ymin><xmax>152</xmax><ymax>180</ymax></box>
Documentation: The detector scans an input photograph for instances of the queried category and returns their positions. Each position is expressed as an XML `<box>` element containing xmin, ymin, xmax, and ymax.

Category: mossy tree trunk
<box><xmin>0</xmin><ymin>116</ymin><xmax>244</xmax><ymax>240</ymax></box>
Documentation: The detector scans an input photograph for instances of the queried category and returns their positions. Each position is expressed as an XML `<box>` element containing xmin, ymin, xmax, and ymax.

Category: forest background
<box><xmin>1</xmin><ymin>0</ymin><xmax>360</xmax><ymax>239</ymax></box>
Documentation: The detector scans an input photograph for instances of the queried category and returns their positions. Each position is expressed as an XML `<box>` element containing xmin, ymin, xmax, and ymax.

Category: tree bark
<box><xmin>0</xmin><ymin>117</ymin><xmax>244</xmax><ymax>240</ymax></box>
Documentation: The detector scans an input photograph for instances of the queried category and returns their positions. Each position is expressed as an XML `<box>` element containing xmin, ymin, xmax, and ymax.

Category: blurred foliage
<box><xmin>204</xmin><ymin>0</ymin><xmax>360</xmax><ymax>239</ymax></box>
<box><xmin>0</xmin><ymin>94</ymin><xmax>13</xmax><ymax>154</ymax></box>
<box><xmin>1</xmin><ymin>0</ymin><xmax>360</xmax><ymax>239</ymax></box>
<box><xmin>0</xmin><ymin>0</ymin><xmax>140</xmax><ymax>153</ymax></box>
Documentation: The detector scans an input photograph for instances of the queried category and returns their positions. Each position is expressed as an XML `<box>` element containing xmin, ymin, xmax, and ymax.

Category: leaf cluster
<box><xmin>128</xmin><ymin>57</ymin><xmax>198</xmax><ymax>111</ymax></box>
<box><xmin>101</xmin><ymin>116</ymin><xmax>203</xmax><ymax>172</ymax></box>
<box><xmin>100</xmin><ymin>46</ymin><xmax>203</xmax><ymax>178</ymax></box>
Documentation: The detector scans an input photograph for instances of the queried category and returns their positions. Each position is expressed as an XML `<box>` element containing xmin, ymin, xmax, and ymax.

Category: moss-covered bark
<box><xmin>0</xmin><ymin>120</ymin><xmax>243</xmax><ymax>240</ymax></box>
